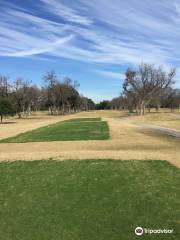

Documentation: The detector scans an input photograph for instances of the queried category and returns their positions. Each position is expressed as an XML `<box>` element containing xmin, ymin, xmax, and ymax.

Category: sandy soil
<box><xmin>0</xmin><ymin>110</ymin><xmax>179</xmax><ymax>168</ymax></box>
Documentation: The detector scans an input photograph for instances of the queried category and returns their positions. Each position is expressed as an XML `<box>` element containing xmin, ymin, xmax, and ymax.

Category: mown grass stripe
<box><xmin>0</xmin><ymin>118</ymin><xmax>109</xmax><ymax>143</ymax></box>
<box><xmin>0</xmin><ymin>160</ymin><xmax>179</xmax><ymax>240</ymax></box>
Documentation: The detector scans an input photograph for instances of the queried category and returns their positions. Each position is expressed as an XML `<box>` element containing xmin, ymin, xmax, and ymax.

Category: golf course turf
<box><xmin>0</xmin><ymin>160</ymin><xmax>179</xmax><ymax>240</ymax></box>
<box><xmin>0</xmin><ymin>118</ymin><xmax>109</xmax><ymax>143</ymax></box>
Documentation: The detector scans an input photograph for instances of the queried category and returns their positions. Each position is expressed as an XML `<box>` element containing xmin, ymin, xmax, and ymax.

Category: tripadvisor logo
<box><xmin>135</xmin><ymin>227</ymin><xmax>143</xmax><ymax>236</ymax></box>
<box><xmin>135</xmin><ymin>226</ymin><xmax>174</xmax><ymax>236</ymax></box>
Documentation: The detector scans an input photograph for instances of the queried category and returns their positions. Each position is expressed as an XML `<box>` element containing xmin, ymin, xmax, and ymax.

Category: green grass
<box><xmin>65</xmin><ymin>118</ymin><xmax>102</xmax><ymax>122</ymax></box>
<box><xmin>0</xmin><ymin>118</ymin><xmax>109</xmax><ymax>143</ymax></box>
<box><xmin>0</xmin><ymin>160</ymin><xmax>179</xmax><ymax>240</ymax></box>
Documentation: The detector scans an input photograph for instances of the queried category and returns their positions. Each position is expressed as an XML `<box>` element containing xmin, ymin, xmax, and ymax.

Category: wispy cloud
<box><xmin>0</xmin><ymin>6</ymin><xmax>73</xmax><ymax>56</ymax></box>
<box><xmin>40</xmin><ymin>0</ymin><xmax>93</xmax><ymax>25</ymax></box>
<box><xmin>1</xmin><ymin>0</ymin><xmax>180</xmax><ymax>73</ymax></box>
<box><xmin>1</xmin><ymin>36</ymin><xmax>73</xmax><ymax>57</ymax></box>
<box><xmin>95</xmin><ymin>70</ymin><xmax>125</xmax><ymax>80</ymax></box>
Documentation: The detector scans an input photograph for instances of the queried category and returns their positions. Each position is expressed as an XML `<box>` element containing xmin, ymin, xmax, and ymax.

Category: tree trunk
<box><xmin>27</xmin><ymin>105</ymin><xmax>31</xmax><ymax>116</ymax></box>
<box><xmin>17</xmin><ymin>112</ymin><xmax>22</xmax><ymax>118</ymax></box>
<box><xmin>156</xmin><ymin>103</ymin><xmax>160</xmax><ymax>112</ymax></box>
<box><xmin>143</xmin><ymin>105</ymin><xmax>145</xmax><ymax>115</ymax></box>
<box><xmin>61</xmin><ymin>104</ymin><xmax>65</xmax><ymax>115</ymax></box>
<box><xmin>139</xmin><ymin>102</ymin><xmax>145</xmax><ymax>115</ymax></box>
<box><xmin>22</xmin><ymin>105</ymin><xmax>25</xmax><ymax>116</ymax></box>
<box><xmin>136</xmin><ymin>105</ymin><xmax>140</xmax><ymax>115</ymax></box>
<box><xmin>171</xmin><ymin>105</ymin><xmax>174</xmax><ymax>112</ymax></box>
<box><xmin>0</xmin><ymin>114</ymin><xmax>2</xmax><ymax>123</ymax></box>
<box><xmin>49</xmin><ymin>106</ymin><xmax>53</xmax><ymax>115</ymax></box>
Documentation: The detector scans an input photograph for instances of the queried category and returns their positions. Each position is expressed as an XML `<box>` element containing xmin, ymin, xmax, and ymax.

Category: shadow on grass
<box><xmin>0</xmin><ymin>121</ymin><xmax>16</xmax><ymax>124</ymax></box>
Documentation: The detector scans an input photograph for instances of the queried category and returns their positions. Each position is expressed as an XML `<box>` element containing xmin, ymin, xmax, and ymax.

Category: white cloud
<box><xmin>40</xmin><ymin>0</ymin><xmax>93</xmax><ymax>25</ymax></box>
<box><xmin>1</xmin><ymin>0</ymin><xmax>180</xmax><ymax>72</ymax></box>
<box><xmin>95</xmin><ymin>70</ymin><xmax>125</xmax><ymax>80</ymax></box>
<box><xmin>1</xmin><ymin>35</ymin><xmax>73</xmax><ymax>57</ymax></box>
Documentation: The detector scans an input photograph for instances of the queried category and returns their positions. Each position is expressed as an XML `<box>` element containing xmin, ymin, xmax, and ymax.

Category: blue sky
<box><xmin>1</xmin><ymin>0</ymin><xmax>180</xmax><ymax>102</ymax></box>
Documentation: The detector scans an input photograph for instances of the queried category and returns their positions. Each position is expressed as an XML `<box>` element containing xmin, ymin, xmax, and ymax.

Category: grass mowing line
<box><xmin>0</xmin><ymin>160</ymin><xmax>179</xmax><ymax>240</ymax></box>
<box><xmin>65</xmin><ymin>117</ymin><xmax>102</xmax><ymax>122</ymax></box>
<box><xmin>0</xmin><ymin>118</ymin><xmax>109</xmax><ymax>143</ymax></box>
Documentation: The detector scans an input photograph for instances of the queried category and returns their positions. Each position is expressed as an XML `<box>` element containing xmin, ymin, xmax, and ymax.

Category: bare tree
<box><xmin>110</xmin><ymin>96</ymin><xmax>128</xmax><ymax>110</ymax></box>
<box><xmin>43</xmin><ymin>71</ymin><xmax>58</xmax><ymax>115</ymax></box>
<box><xmin>0</xmin><ymin>75</ymin><xmax>10</xmax><ymax>98</ymax></box>
<box><xmin>12</xmin><ymin>79</ymin><xmax>30</xmax><ymax>118</ymax></box>
<box><xmin>43</xmin><ymin>72</ymin><xmax>82</xmax><ymax>115</ymax></box>
<box><xmin>24</xmin><ymin>86</ymin><xmax>41</xmax><ymax>116</ymax></box>
<box><xmin>123</xmin><ymin>63</ymin><xmax>176</xmax><ymax>115</ymax></box>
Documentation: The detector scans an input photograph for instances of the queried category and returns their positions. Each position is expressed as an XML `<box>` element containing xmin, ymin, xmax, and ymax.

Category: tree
<box><xmin>12</xmin><ymin>79</ymin><xmax>30</xmax><ymax>118</ymax></box>
<box><xmin>24</xmin><ymin>86</ymin><xmax>41</xmax><ymax>116</ymax></box>
<box><xmin>123</xmin><ymin>63</ymin><xmax>176</xmax><ymax>115</ymax></box>
<box><xmin>163</xmin><ymin>88</ymin><xmax>180</xmax><ymax>111</ymax></box>
<box><xmin>0</xmin><ymin>98</ymin><xmax>15</xmax><ymax>123</ymax></box>
<box><xmin>0</xmin><ymin>75</ymin><xmax>10</xmax><ymax>98</ymax></box>
<box><xmin>96</xmin><ymin>101</ymin><xmax>110</xmax><ymax>110</ymax></box>
<box><xmin>87</xmin><ymin>98</ymin><xmax>96</xmax><ymax>110</ymax></box>
<box><xmin>0</xmin><ymin>71</ymin><xmax>95</xmax><ymax>118</ymax></box>
<box><xmin>43</xmin><ymin>71</ymin><xmax>58</xmax><ymax>114</ymax></box>
<box><xmin>43</xmin><ymin>72</ymin><xmax>82</xmax><ymax>115</ymax></box>
<box><xmin>110</xmin><ymin>96</ymin><xmax>128</xmax><ymax>110</ymax></box>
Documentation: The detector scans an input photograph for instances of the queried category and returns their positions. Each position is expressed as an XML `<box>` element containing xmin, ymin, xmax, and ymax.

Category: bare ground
<box><xmin>0</xmin><ymin>110</ymin><xmax>179</xmax><ymax>168</ymax></box>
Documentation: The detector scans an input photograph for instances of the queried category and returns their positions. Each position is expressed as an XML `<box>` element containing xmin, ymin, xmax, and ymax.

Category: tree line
<box><xmin>1</xmin><ymin>64</ymin><xmax>180</xmax><ymax>122</ymax></box>
<box><xmin>97</xmin><ymin>64</ymin><xmax>180</xmax><ymax>115</ymax></box>
<box><xmin>0</xmin><ymin>71</ymin><xmax>95</xmax><ymax>123</ymax></box>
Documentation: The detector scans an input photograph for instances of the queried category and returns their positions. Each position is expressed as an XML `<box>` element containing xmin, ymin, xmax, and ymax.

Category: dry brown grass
<box><xmin>130</xmin><ymin>110</ymin><xmax>180</xmax><ymax>130</ymax></box>
<box><xmin>0</xmin><ymin>110</ymin><xmax>179</xmax><ymax>168</ymax></box>
<box><xmin>0</xmin><ymin>112</ymin><xmax>80</xmax><ymax>139</ymax></box>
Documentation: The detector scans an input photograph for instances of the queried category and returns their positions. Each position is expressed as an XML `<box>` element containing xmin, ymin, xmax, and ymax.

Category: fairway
<box><xmin>0</xmin><ymin>118</ymin><xmax>109</xmax><ymax>143</ymax></box>
<box><xmin>0</xmin><ymin>111</ymin><xmax>180</xmax><ymax>167</ymax></box>
<box><xmin>0</xmin><ymin>160</ymin><xmax>179</xmax><ymax>240</ymax></box>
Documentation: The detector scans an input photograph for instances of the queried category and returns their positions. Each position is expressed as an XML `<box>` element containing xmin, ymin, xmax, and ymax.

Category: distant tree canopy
<box><xmin>0</xmin><ymin>98</ymin><xmax>15</xmax><ymax>123</ymax></box>
<box><xmin>81</xmin><ymin>97</ymin><xmax>96</xmax><ymax>111</ymax></box>
<box><xmin>96</xmin><ymin>101</ymin><xmax>111</xmax><ymax>110</ymax></box>
<box><xmin>0</xmin><ymin>72</ymin><xmax>95</xmax><ymax>118</ymax></box>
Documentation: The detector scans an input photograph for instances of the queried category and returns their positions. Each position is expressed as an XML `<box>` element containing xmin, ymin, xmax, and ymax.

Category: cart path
<box><xmin>131</xmin><ymin>122</ymin><xmax>180</xmax><ymax>138</ymax></box>
<box><xmin>112</xmin><ymin>116</ymin><xmax>180</xmax><ymax>138</ymax></box>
